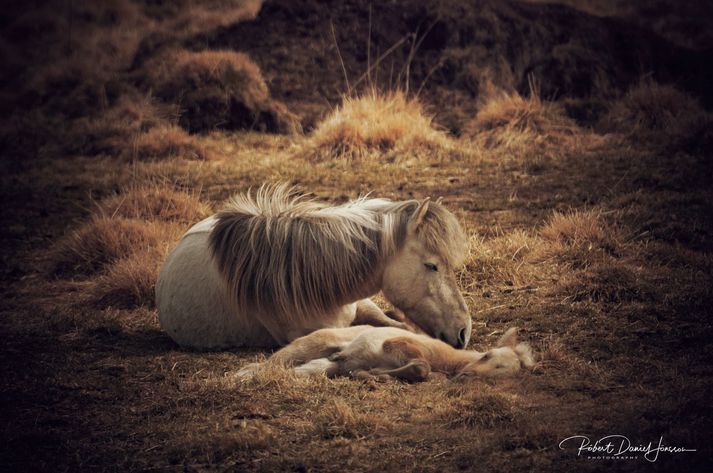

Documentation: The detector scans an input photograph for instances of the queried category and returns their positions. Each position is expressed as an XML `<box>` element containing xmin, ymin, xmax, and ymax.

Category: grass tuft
<box><xmin>464</xmin><ymin>230</ymin><xmax>545</xmax><ymax>289</ymax></box>
<box><xmin>144</xmin><ymin>49</ymin><xmax>299</xmax><ymax>133</ymax></box>
<box><xmin>464</xmin><ymin>86</ymin><xmax>581</xmax><ymax>154</ymax></box>
<box><xmin>97</xmin><ymin>185</ymin><xmax>212</xmax><ymax>223</ymax></box>
<box><xmin>50</xmin><ymin>217</ymin><xmax>167</xmax><ymax>277</ymax></box>
<box><xmin>540</xmin><ymin>209</ymin><xmax>621</xmax><ymax>269</ymax></box>
<box><xmin>130</xmin><ymin>125</ymin><xmax>212</xmax><ymax>160</ymax></box>
<box><xmin>600</xmin><ymin>79</ymin><xmax>708</xmax><ymax>143</ymax></box>
<box><xmin>90</xmin><ymin>247</ymin><xmax>163</xmax><ymax>309</ymax></box>
<box><xmin>68</xmin><ymin>94</ymin><xmax>173</xmax><ymax>156</ymax></box>
<box><xmin>305</xmin><ymin>90</ymin><xmax>453</xmax><ymax>161</ymax></box>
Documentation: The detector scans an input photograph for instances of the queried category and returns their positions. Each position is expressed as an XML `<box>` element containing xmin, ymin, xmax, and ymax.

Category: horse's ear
<box><xmin>408</xmin><ymin>197</ymin><xmax>430</xmax><ymax>233</ymax></box>
<box><xmin>497</xmin><ymin>327</ymin><xmax>518</xmax><ymax>348</ymax></box>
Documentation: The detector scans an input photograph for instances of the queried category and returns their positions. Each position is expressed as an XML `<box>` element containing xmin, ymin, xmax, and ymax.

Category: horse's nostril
<box><xmin>457</xmin><ymin>328</ymin><xmax>467</xmax><ymax>348</ymax></box>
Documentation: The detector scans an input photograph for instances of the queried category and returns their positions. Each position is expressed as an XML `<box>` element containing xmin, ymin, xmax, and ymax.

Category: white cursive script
<box><xmin>559</xmin><ymin>435</ymin><xmax>696</xmax><ymax>462</ymax></box>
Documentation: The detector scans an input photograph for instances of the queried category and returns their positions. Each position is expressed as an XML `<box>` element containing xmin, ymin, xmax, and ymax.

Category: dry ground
<box><xmin>1</xmin><ymin>1</ymin><xmax>712</xmax><ymax>472</ymax></box>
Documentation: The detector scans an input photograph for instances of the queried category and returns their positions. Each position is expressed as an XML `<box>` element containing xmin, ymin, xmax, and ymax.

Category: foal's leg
<box><xmin>268</xmin><ymin>326</ymin><xmax>372</xmax><ymax>366</ymax></box>
<box><xmin>353</xmin><ymin>299</ymin><xmax>409</xmax><ymax>330</ymax></box>
<box><xmin>293</xmin><ymin>358</ymin><xmax>340</xmax><ymax>377</ymax></box>
<box><xmin>368</xmin><ymin>359</ymin><xmax>431</xmax><ymax>382</ymax></box>
<box><xmin>372</xmin><ymin>336</ymin><xmax>432</xmax><ymax>382</ymax></box>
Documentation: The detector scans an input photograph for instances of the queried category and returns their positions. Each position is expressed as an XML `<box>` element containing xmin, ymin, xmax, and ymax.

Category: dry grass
<box><xmin>97</xmin><ymin>185</ymin><xmax>212</xmax><ymax>223</ymax></box>
<box><xmin>313</xmin><ymin>399</ymin><xmax>390</xmax><ymax>439</ymax></box>
<box><xmin>555</xmin><ymin>262</ymin><xmax>654</xmax><ymax>304</ymax></box>
<box><xmin>130</xmin><ymin>125</ymin><xmax>213</xmax><ymax>160</ymax></box>
<box><xmin>3</xmin><ymin>1</ymin><xmax>713</xmax><ymax>472</ymax></box>
<box><xmin>600</xmin><ymin>79</ymin><xmax>708</xmax><ymax>143</ymax></box>
<box><xmin>440</xmin><ymin>385</ymin><xmax>518</xmax><ymax>428</ymax></box>
<box><xmin>90</xmin><ymin>247</ymin><xmax>164</xmax><ymax>309</ymax></box>
<box><xmin>540</xmin><ymin>209</ymin><xmax>622</xmax><ymax>269</ymax></box>
<box><xmin>165</xmin><ymin>420</ymin><xmax>275</xmax><ymax>466</ymax></box>
<box><xmin>50</xmin><ymin>185</ymin><xmax>206</xmax><ymax>307</ymax></box>
<box><xmin>305</xmin><ymin>90</ymin><xmax>454</xmax><ymax>161</ymax></box>
<box><xmin>144</xmin><ymin>49</ymin><xmax>299</xmax><ymax>133</ymax></box>
<box><xmin>461</xmin><ymin>85</ymin><xmax>610</xmax><ymax>173</ymax></box>
<box><xmin>50</xmin><ymin>217</ymin><xmax>166</xmax><ymax>277</ymax></box>
<box><xmin>68</xmin><ymin>95</ymin><xmax>173</xmax><ymax>156</ymax></box>
<box><xmin>464</xmin><ymin>230</ymin><xmax>546</xmax><ymax>289</ymax></box>
<box><xmin>465</xmin><ymin>86</ymin><xmax>580</xmax><ymax>151</ymax></box>
<box><xmin>50</xmin><ymin>185</ymin><xmax>203</xmax><ymax>296</ymax></box>
<box><xmin>167</xmin><ymin>0</ymin><xmax>263</xmax><ymax>35</ymax></box>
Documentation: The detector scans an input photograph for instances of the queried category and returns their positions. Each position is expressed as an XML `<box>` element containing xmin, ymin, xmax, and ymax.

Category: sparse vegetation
<box><xmin>2</xmin><ymin>0</ymin><xmax>712</xmax><ymax>472</ymax></box>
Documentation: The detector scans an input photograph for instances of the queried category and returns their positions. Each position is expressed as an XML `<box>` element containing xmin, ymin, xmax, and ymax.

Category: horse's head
<box><xmin>458</xmin><ymin>328</ymin><xmax>535</xmax><ymax>378</ymax></box>
<box><xmin>381</xmin><ymin>198</ymin><xmax>472</xmax><ymax>348</ymax></box>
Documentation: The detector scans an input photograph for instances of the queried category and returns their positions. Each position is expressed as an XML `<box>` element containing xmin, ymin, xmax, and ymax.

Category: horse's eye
<box><xmin>479</xmin><ymin>353</ymin><xmax>491</xmax><ymax>362</ymax></box>
<box><xmin>424</xmin><ymin>262</ymin><xmax>438</xmax><ymax>272</ymax></box>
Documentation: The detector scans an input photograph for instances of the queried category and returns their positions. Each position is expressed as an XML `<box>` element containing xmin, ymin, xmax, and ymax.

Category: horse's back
<box><xmin>155</xmin><ymin>216</ymin><xmax>276</xmax><ymax>349</ymax></box>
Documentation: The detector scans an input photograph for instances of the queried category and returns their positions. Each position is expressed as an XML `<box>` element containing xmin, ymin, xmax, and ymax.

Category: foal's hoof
<box><xmin>236</xmin><ymin>362</ymin><xmax>262</xmax><ymax>380</ymax></box>
<box><xmin>426</xmin><ymin>372</ymin><xmax>448</xmax><ymax>382</ymax></box>
<box><xmin>328</xmin><ymin>351</ymin><xmax>346</xmax><ymax>362</ymax></box>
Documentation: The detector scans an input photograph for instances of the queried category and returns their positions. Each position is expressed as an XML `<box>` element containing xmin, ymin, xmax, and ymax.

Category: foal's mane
<box><xmin>209</xmin><ymin>184</ymin><xmax>465</xmax><ymax>324</ymax></box>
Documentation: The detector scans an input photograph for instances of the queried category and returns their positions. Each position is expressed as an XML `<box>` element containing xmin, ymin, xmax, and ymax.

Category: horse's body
<box><xmin>237</xmin><ymin>326</ymin><xmax>535</xmax><ymax>382</ymax></box>
<box><xmin>156</xmin><ymin>185</ymin><xmax>471</xmax><ymax>349</ymax></box>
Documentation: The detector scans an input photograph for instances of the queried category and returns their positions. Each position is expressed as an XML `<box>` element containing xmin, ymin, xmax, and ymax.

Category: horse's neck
<box><xmin>424</xmin><ymin>341</ymin><xmax>482</xmax><ymax>374</ymax></box>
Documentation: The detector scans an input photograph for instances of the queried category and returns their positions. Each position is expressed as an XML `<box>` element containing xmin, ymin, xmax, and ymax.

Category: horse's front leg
<box><xmin>353</xmin><ymin>298</ymin><xmax>410</xmax><ymax>330</ymax></box>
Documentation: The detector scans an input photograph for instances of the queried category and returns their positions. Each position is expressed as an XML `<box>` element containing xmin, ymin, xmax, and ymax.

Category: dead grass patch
<box><xmin>90</xmin><ymin>247</ymin><xmax>164</xmax><ymax>309</ymax></box>
<box><xmin>50</xmin><ymin>217</ymin><xmax>167</xmax><ymax>277</ymax></box>
<box><xmin>465</xmin><ymin>86</ymin><xmax>580</xmax><ymax>151</ymax></box>
<box><xmin>305</xmin><ymin>90</ymin><xmax>454</xmax><ymax>161</ymax></box>
<box><xmin>68</xmin><ymin>94</ymin><xmax>175</xmax><ymax>156</ymax></box>
<box><xmin>600</xmin><ymin>79</ymin><xmax>708</xmax><ymax>143</ymax></box>
<box><xmin>539</xmin><ymin>209</ymin><xmax>622</xmax><ymax>269</ymax></box>
<box><xmin>168</xmin><ymin>0</ymin><xmax>263</xmax><ymax>34</ymax></box>
<box><xmin>97</xmin><ymin>185</ymin><xmax>212</xmax><ymax>223</ymax></box>
<box><xmin>166</xmin><ymin>420</ymin><xmax>274</xmax><ymax>465</ymax></box>
<box><xmin>130</xmin><ymin>125</ymin><xmax>212</xmax><ymax>160</ymax></box>
<box><xmin>440</xmin><ymin>385</ymin><xmax>518</xmax><ymax>428</ymax></box>
<box><xmin>464</xmin><ymin>230</ymin><xmax>546</xmax><ymax>289</ymax></box>
<box><xmin>313</xmin><ymin>399</ymin><xmax>388</xmax><ymax>439</ymax></box>
<box><xmin>144</xmin><ymin>49</ymin><xmax>299</xmax><ymax>133</ymax></box>
<box><xmin>556</xmin><ymin>262</ymin><xmax>654</xmax><ymax>304</ymax></box>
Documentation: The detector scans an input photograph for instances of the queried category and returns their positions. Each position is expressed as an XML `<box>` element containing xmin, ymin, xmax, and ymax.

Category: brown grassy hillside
<box><xmin>1</xmin><ymin>1</ymin><xmax>712</xmax><ymax>472</ymax></box>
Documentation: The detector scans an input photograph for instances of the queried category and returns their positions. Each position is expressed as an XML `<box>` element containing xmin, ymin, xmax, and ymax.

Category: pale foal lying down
<box><xmin>238</xmin><ymin>326</ymin><xmax>535</xmax><ymax>382</ymax></box>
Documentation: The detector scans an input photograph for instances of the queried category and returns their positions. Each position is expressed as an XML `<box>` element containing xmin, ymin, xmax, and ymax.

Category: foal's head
<box><xmin>381</xmin><ymin>198</ymin><xmax>472</xmax><ymax>349</ymax></box>
<box><xmin>458</xmin><ymin>328</ymin><xmax>535</xmax><ymax>378</ymax></box>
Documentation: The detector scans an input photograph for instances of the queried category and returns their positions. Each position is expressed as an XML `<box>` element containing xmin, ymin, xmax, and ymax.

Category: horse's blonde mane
<box><xmin>209</xmin><ymin>184</ymin><xmax>466</xmax><ymax>324</ymax></box>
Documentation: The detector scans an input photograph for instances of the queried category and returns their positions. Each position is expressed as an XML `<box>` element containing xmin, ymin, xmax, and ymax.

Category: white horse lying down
<box><xmin>238</xmin><ymin>326</ymin><xmax>535</xmax><ymax>382</ymax></box>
